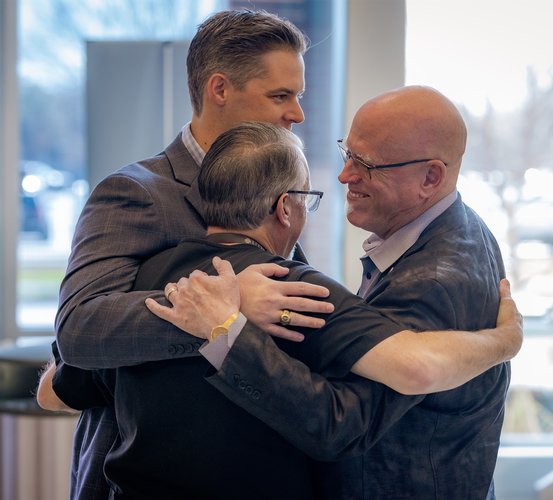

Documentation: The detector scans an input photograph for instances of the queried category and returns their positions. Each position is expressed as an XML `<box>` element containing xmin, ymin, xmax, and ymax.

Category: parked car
<box><xmin>20</xmin><ymin>193</ymin><xmax>49</xmax><ymax>240</ymax></box>
<box><xmin>20</xmin><ymin>160</ymin><xmax>75</xmax><ymax>194</ymax></box>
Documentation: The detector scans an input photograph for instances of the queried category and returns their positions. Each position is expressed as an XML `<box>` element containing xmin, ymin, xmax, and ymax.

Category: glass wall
<box><xmin>406</xmin><ymin>0</ymin><xmax>553</xmax><ymax>447</ymax></box>
<box><xmin>14</xmin><ymin>0</ymin><xmax>346</xmax><ymax>335</ymax></box>
<box><xmin>16</xmin><ymin>0</ymin><xmax>227</xmax><ymax>332</ymax></box>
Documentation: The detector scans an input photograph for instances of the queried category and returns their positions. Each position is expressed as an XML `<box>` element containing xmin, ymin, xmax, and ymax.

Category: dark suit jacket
<box><xmin>205</xmin><ymin>196</ymin><xmax>510</xmax><ymax>499</ymax></box>
<box><xmin>56</xmin><ymin>239</ymin><xmax>401</xmax><ymax>499</ymax></box>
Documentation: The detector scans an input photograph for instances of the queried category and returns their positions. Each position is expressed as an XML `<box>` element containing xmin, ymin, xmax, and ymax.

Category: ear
<box><xmin>205</xmin><ymin>73</ymin><xmax>231</xmax><ymax>107</ymax></box>
<box><xmin>420</xmin><ymin>160</ymin><xmax>446</xmax><ymax>198</ymax></box>
<box><xmin>274</xmin><ymin>194</ymin><xmax>292</xmax><ymax>228</ymax></box>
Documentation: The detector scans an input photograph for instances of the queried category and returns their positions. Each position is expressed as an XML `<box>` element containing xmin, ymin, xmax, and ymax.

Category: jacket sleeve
<box><xmin>55</xmin><ymin>173</ymin><xmax>203</xmax><ymax>369</ymax></box>
<box><xmin>205</xmin><ymin>324</ymin><xmax>423</xmax><ymax>461</ymax></box>
<box><xmin>50</xmin><ymin>341</ymin><xmax>112</xmax><ymax>410</ymax></box>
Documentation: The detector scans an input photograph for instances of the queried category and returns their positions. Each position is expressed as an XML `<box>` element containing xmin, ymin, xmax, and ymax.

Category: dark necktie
<box><xmin>358</xmin><ymin>256</ymin><xmax>377</xmax><ymax>299</ymax></box>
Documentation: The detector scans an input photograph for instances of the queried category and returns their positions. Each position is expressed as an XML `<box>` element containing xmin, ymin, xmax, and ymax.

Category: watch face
<box><xmin>210</xmin><ymin>326</ymin><xmax>228</xmax><ymax>342</ymax></box>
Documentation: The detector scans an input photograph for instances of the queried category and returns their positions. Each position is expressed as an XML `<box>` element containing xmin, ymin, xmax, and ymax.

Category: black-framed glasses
<box><xmin>337</xmin><ymin>139</ymin><xmax>440</xmax><ymax>178</ymax></box>
<box><xmin>270</xmin><ymin>189</ymin><xmax>324</xmax><ymax>214</ymax></box>
<box><xmin>287</xmin><ymin>190</ymin><xmax>324</xmax><ymax>213</ymax></box>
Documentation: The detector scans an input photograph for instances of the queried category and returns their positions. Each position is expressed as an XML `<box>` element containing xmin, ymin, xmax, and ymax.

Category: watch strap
<box><xmin>209</xmin><ymin>311</ymin><xmax>239</xmax><ymax>342</ymax></box>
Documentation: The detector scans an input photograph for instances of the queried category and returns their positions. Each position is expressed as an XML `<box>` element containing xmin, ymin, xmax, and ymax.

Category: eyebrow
<box><xmin>268</xmin><ymin>87</ymin><xmax>304</xmax><ymax>96</ymax></box>
<box><xmin>346</xmin><ymin>142</ymin><xmax>376</xmax><ymax>165</ymax></box>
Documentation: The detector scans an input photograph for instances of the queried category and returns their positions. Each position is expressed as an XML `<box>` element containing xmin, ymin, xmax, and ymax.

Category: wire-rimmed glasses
<box><xmin>337</xmin><ymin>139</ymin><xmax>440</xmax><ymax>178</ymax></box>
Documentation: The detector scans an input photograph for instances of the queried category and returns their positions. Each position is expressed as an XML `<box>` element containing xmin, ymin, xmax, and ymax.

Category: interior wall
<box><xmin>342</xmin><ymin>0</ymin><xmax>406</xmax><ymax>291</ymax></box>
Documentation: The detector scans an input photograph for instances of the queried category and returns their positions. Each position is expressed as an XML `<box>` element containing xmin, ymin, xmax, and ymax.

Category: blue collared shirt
<box><xmin>359</xmin><ymin>190</ymin><xmax>458</xmax><ymax>296</ymax></box>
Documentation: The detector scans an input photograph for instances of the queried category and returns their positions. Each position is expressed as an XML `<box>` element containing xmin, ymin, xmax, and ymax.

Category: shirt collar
<box><xmin>181</xmin><ymin>122</ymin><xmax>205</xmax><ymax>166</ymax></box>
<box><xmin>362</xmin><ymin>190</ymin><xmax>458</xmax><ymax>272</ymax></box>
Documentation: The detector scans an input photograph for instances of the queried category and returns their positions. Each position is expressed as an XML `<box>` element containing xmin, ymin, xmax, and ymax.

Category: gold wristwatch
<box><xmin>210</xmin><ymin>312</ymin><xmax>239</xmax><ymax>342</ymax></box>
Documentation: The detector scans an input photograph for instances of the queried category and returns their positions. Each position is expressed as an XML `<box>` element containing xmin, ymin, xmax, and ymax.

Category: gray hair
<box><xmin>187</xmin><ymin>9</ymin><xmax>309</xmax><ymax>115</ymax></box>
<box><xmin>199</xmin><ymin>122</ymin><xmax>306</xmax><ymax>229</ymax></box>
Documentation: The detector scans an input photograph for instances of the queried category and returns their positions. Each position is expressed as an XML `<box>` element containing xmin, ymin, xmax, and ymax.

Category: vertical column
<box><xmin>0</xmin><ymin>0</ymin><xmax>19</xmax><ymax>340</ymax></box>
<box><xmin>342</xmin><ymin>0</ymin><xmax>406</xmax><ymax>291</ymax></box>
<box><xmin>0</xmin><ymin>416</ymin><xmax>17</xmax><ymax>500</ymax></box>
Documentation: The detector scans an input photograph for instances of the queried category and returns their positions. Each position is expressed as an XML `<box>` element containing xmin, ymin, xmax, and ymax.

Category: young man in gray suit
<box><xmin>51</xmin><ymin>10</ymin><xmax>332</xmax><ymax>500</ymax></box>
<box><xmin>155</xmin><ymin>87</ymin><xmax>518</xmax><ymax>499</ymax></box>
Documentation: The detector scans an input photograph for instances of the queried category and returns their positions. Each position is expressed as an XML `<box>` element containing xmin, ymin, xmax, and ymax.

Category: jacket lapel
<box><xmin>163</xmin><ymin>133</ymin><xmax>205</xmax><ymax>219</ymax></box>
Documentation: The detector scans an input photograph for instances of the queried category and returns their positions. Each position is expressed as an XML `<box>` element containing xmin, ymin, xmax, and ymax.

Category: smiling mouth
<box><xmin>348</xmin><ymin>190</ymin><xmax>368</xmax><ymax>199</ymax></box>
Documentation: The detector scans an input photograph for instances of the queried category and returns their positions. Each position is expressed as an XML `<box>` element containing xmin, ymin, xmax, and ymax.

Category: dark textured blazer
<box><xmin>206</xmin><ymin>196</ymin><xmax>510</xmax><ymax>500</ymax></box>
<box><xmin>56</xmin><ymin>239</ymin><xmax>399</xmax><ymax>499</ymax></box>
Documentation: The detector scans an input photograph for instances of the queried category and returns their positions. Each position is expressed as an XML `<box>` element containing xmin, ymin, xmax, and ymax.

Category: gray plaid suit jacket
<box><xmin>56</xmin><ymin>133</ymin><xmax>207</xmax><ymax>369</ymax></box>
<box><xmin>55</xmin><ymin>133</ymin><xmax>207</xmax><ymax>499</ymax></box>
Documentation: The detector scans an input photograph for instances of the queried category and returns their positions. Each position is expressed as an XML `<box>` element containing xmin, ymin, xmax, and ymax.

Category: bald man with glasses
<box><xmin>157</xmin><ymin>86</ymin><xmax>517</xmax><ymax>500</ymax></box>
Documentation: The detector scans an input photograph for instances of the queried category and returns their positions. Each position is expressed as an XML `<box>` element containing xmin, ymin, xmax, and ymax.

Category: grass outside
<box><xmin>18</xmin><ymin>267</ymin><xmax>65</xmax><ymax>301</ymax></box>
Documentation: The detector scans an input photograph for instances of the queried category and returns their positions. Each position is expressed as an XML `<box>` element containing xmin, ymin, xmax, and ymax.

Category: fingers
<box><xmin>176</xmin><ymin>276</ymin><xmax>189</xmax><ymax>289</ymax></box>
<box><xmin>499</xmin><ymin>278</ymin><xmax>511</xmax><ymax>298</ymax></box>
<box><xmin>278</xmin><ymin>296</ymin><xmax>334</xmax><ymax>314</ymax></box>
<box><xmin>264</xmin><ymin>323</ymin><xmax>305</xmax><ymax>342</ymax></box>
<box><xmin>498</xmin><ymin>278</ymin><xmax>522</xmax><ymax>324</ymax></box>
<box><xmin>145</xmin><ymin>297</ymin><xmax>173</xmax><ymax>321</ymax></box>
<box><xmin>277</xmin><ymin>280</ymin><xmax>331</xmax><ymax>299</ymax></box>
<box><xmin>164</xmin><ymin>282</ymin><xmax>179</xmax><ymax>300</ymax></box>
<box><xmin>212</xmin><ymin>256</ymin><xmax>236</xmax><ymax>278</ymax></box>
<box><xmin>245</xmin><ymin>263</ymin><xmax>291</xmax><ymax>278</ymax></box>
<box><xmin>495</xmin><ymin>278</ymin><xmax>523</xmax><ymax>361</ymax></box>
<box><xmin>280</xmin><ymin>310</ymin><xmax>326</xmax><ymax>329</ymax></box>
<box><xmin>188</xmin><ymin>270</ymin><xmax>208</xmax><ymax>279</ymax></box>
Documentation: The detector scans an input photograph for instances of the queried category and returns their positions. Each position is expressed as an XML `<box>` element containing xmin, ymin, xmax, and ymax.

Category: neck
<box><xmin>190</xmin><ymin>113</ymin><xmax>225</xmax><ymax>153</ymax></box>
<box><xmin>207</xmin><ymin>227</ymin><xmax>278</xmax><ymax>254</ymax></box>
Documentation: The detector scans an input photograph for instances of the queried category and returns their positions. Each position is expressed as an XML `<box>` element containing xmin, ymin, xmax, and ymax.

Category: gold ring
<box><xmin>166</xmin><ymin>286</ymin><xmax>178</xmax><ymax>300</ymax></box>
<box><xmin>279</xmin><ymin>310</ymin><xmax>292</xmax><ymax>326</ymax></box>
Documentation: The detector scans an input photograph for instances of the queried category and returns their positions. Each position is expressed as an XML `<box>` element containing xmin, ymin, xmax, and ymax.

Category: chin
<box><xmin>345</xmin><ymin>209</ymin><xmax>358</xmax><ymax>225</ymax></box>
<box><xmin>346</xmin><ymin>212</ymin><xmax>370</xmax><ymax>231</ymax></box>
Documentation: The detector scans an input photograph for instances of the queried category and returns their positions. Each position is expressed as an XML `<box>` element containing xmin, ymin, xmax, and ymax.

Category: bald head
<box><xmin>340</xmin><ymin>86</ymin><xmax>467</xmax><ymax>237</ymax></box>
<box><xmin>352</xmin><ymin>86</ymin><xmax>467</xmax><ymax>178</ymax></box>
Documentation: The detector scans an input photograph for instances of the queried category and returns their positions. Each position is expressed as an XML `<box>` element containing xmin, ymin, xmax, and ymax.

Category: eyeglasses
<box><xmin>337</xmin><ymin>140</ymin><xmax>438</xmax><ymax>178</ymax></box>
<box><xmin>287</xmin><ymin>190</ymin><xmax>324</xmax><ymax>213</ymax></box>
<box><xmin>270</xmin><ymin>189</ymin><xmax>324</xmax><ymax>214</ymax></box>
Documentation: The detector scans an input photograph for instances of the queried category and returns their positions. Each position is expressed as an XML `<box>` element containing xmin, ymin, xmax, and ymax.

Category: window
<box><xmin>406</xmin><ymin>0</ymin><xmax>553</xmax><ymax>493</ymax></box>
<box><xmin>16</xmin><ymin>0</ymin><xmax>228</xmax><ymax>334</ymax></box>
<box><xmin>9</xmin><ymin>0</ymin><xmax>346</xmax><ymax>337</ymax></box>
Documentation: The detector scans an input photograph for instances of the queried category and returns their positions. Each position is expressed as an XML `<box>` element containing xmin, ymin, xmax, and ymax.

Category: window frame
<box><xmin>0</xmin><ymin>0</ymin><xmax>20</xmax><ymax>342</ymax></box>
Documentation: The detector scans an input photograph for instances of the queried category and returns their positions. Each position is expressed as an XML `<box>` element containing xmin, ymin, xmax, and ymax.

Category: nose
<box><xmin>338</xmin><ymin>159</ymin><xmax>360</xmax><ymax>185</ymax></box>
<box><xmin>286</xmin><ymin>98</ymin><xmax>305</xmax><ymax>124</ymax></box>
<box><xmin>337</xmin><ymin>166</ymin><xmax>349</xmax><ymax>185</ymax></box>
<box><xmin>337</xmin><ymin>156</ymin><xmax>351</xmax><ymax>184</ymax></box>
